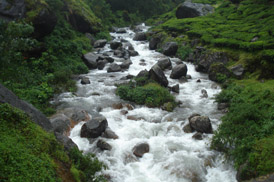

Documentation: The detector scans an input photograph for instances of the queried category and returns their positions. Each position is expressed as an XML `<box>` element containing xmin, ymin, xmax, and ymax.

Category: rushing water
<box><xmin>56</xmin><ymin>25</ymin><xmax>237</xmax><ymax>182</ymax></box>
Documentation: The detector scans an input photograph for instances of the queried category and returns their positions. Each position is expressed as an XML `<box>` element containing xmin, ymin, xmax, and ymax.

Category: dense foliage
<box><xmin>212</xmin><ymin>79</ymin><xmax>274</xmax><ymax>177</ymax></box>
<box><xmin>0</xmin><ymin>103</ymin><xmax>105</xmax><ymax>182</ymax></box>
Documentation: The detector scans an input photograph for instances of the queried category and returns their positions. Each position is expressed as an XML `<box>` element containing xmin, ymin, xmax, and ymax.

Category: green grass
<box><xmin>116</xmin><ymin>82</ymin><xmax>176</xmax><ymax>111</ymax></box>
<box><xmin>212</xmin><ymin>79</ymin><xmax>274</xmax><ymax>177</ymax></box>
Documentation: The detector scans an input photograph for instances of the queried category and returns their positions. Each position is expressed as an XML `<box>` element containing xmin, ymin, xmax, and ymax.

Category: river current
<box><xmin>56</xmin><ymin>25</ymin><xmax>237</xmax><ymax>182</ymax></box>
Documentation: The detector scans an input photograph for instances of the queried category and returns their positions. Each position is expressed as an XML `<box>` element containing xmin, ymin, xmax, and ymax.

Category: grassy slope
<box><xmin>147</xmin><ymin>0</ymin><xmax>274</xmax><ymax>179</ymax></box>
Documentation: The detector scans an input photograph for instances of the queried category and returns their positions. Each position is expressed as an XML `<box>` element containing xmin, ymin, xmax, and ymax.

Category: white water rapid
<box><xmin>56</xmin><ymin>25</ymin><xmax>237</xmax><ymax>182</ymax></box>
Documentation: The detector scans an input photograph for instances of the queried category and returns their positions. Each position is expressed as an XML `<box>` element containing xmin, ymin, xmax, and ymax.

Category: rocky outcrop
<box><xmin>80</xmin><ymin>116</ymin><xmax>108</xmax><ymax>138</ymax></box>
<box><xmin>55</xmin><ymin>132</ymin><xmax>78</xmax><ymax>151</ymax></box>
<box><xmin>208</xmin><ymin>63</ymin><xmax>231</xmax><ymax>83</ymax></box>
<box><xmin>0</xmin><ymin>0</ymin><xmax>26</xmax><ymax>20</ymax></box>
<box><xmin>0</xmin><ymin>83</ymin><xmax>53</xmax><ymax>131</ymax></box>
<box><xmin>170</xmin><ymin>64</ymin><xmax>188</xmax><ymax>79</ymax></box>
<box><xmin>189</xmin><ymin>115</ymin><xmax>213</xmax><ymax>134</ymax></box>
<box><xmin>157</xmin><ymin>58</ymin><xmax>172</xmax><ymax>70</ymax></box>
<box><xmin>133</xmin><ymin>32</ymin><xmax>147</xmax><ymax>41</ymax></box>
<box><xmin>133</xmin><ymin>143</ymin><xmax>150</xmax><ymax>157</ymax></box>
<box><xmin>50</xmin><ymin>114</ymin><xmax>71</xmax><ymax>135</ymax></box>
<box><xmin>176</xmin><ymin>2</ymin><xmax>214</xmax><ymax>19</ymax></box>
<box><xmin>162</xmin><ymin>42</ymin><xmax>178</xmax><ymax>56</ymax></box>
<box><xmin>149</xmin><ymin>64</ymin><xmax>169</xmax><ymax>87</ymax></box>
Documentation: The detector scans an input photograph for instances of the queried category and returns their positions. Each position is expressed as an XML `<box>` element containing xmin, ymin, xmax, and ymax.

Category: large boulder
<box><xmin>50</xmin><ymin>114</ymin><xmax>71</xmax><ymax>135</ymax></box>
<box><xmin>162</xmin><ymin>42</ymin><xmax>178</xmax><ymax>56</ymax></box>
<box><xmin>157</xmin><ymin>58</ymin><xmax>172</xmax><ymax>70</ymax></box>
<box><xmin>196</xmin><ymin>52</ymin><xmax>229</xmax><ymax>73</ymax></box>
<box><xmin>0</xmin><ymin>84</ymin><xmax>52</xmax><ymax>131</ymax></box>
<box><xmin>136</xmin><ymin>69</ymin><xmax>149</xmax><ymax>79</ymax></box>
<box><xmin>97</xmin><ymin>59</ymin><xmax>108</xmax><ymax>70</ymax></box>
<box><xmin>0</xmin><ymin>0</ymin><xmax>26</xmax><ymax>20</ymax></box>
<box><xmin>176</xmin><ymin>2</ymin><xmax>214</xmax><ymax>19</ymax></box>
<box><xmin>230</xmin><ymin>64</ymin><xmax>245</xmax><ymax>79</ymax></box>
<box><xmin>94</xmin><ymin>39</ymin><xmax>107</xmax><ymax>48</ymax></box>
<box><xmin>120</xmin><ymin>59</ymin><xmax>132</xmax><ymax>69</ymax></box>
<box><xmin>170</xmin><ymin>64</ymin><xmax>188</xmax><ymax>79</ymax></box>
<box><xmin>82</xmin><ymin>52</ymin><xmax>99</xmax><ymax>69</ymax></box>
<box><xmin>189</xmin><ymin>116</ymin><xmax>213</xmax><ymax>134</ymax></box>
<box><xmin>149</xmin><ymin>64</ymin><xmax>169</xmax><ymax>87</ymax></box>
<box><xmin>80</xmin><ymin>76</ymin><xmax>90</xmax><ymax>84</ymax></box>
<box><xmin>80</xmin><ymin>116</ymin><xmax>108</xmax><ymax>138</ymax></box>
<box><xmin>55</xmin><ymin>133</ymin><xmax>78</xmax><ymax>151</ymax></box>
<box><xmin>107</xmin><ymin>63</ymin><xmax>122</xmax><ymax>73</ymax></box>
<box><xmin>133</xmin><ymin>32</ymin><xmax>147</xmax><ymax>41</ymax></box>
<box><xmin>133</xmin><ymin>143</ymin><xmax>150</xmax><ymax>157</ymax></box>
<box><xmin>149</xmin><ymin>37</ymin><xmax>161</xmax><ymax>50</ymax></box>
<box><xmin>110</xmin><ymin>41</ymin><xmax>122</xmax><ymax>50</ymax></box>
<box><xmin>208</xmin><ymin>63</ymin><xmax>231</xmax><ymax>83</ymax></box>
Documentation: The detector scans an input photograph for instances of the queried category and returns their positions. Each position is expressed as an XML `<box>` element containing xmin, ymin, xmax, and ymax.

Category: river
<box><xmin>56</xmin><ymin>25</ymin><xmax>237</xmax><ymax>182</ymax></box>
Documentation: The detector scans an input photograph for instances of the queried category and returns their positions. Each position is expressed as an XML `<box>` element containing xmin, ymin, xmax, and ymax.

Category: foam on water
<box><xmin>56</xmin><ymin>25</ymin><xmax>237</xmax><ymax>182</ymax></box>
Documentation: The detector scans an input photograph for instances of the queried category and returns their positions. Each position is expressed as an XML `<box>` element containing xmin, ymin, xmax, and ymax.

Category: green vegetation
<box><xmin>212</xmin><ymin>79</ymin><xmax>274</xmax><ymax>177</ymax></box>
<box><xmin>116</xmin><ymin>80</ymin><xmax>176</xmax><ymax>111</ymax></box>
<box><xmin>0</xmin><ymin>103</ymin><xmax>106</xmax><ymax>182</ymax></box>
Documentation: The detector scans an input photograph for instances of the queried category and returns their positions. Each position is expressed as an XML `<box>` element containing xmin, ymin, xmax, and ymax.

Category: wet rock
<box><xmin>112</xmin><ymin>103</ymin><xmax>123</xmax><ymax>110</ymax></box>
<box><xmin>127</xmin><ymin>115</ymin><xmax>144</xmax><ymax>121</ymax></box>
<box><xmin>189</xmin><ymin>116</ymin><xmax>213</xmax><ymax>134</ymax></box>
<box><xmin>55</xmin><ymin>132</ymin><xmax>78</xmax><ymax>151</ymax></box>
<box><xmin>179</xmin><ymin>77</ymin><xmax>188</xmax><ymax>83</ymax></box>
<box><xmin>133</xmin><ymin>32</ymin><xmax>147</xmax><ymax>41</ymax></box>
<box><xmin>217</xmin><ymin>103</ymin><xmax>229</xmax><ymax>110</ymax></box>
<box><xmin>50</xmin><ymin>114</ymin><xmax>70</xmax><ymax>135</ymax></box>
<box><xmin>176</xmin><ymin>2</ymin><xmax>214</xmax><ymax>19</ymax></box>
<box><xmin>183</xmin><ymin>124</ymin><xmax>194</xmax><ymax>133</ymax></box>
<box><xmin>230</xmin><ymin>64</ymin><xmax>245</xmax><ymax>79</ymax></box>
<box><xmin>97</xmin><ymin>59</ymin><xmax>108</xmax><ymax>70</ymax></box>
<box><xmin>149</xmin><ymin>37</ymin><xmax>161</xmax><ymax>50</ymax></box>
<box><xmin>94</xmin><ymin>39</ymin><xmax>107</xmax><ymax>48</ymax></box>
<box><xmin>171</xmin><ymin>84</ymin><xmax>180</xmax><ymax>93</ymax></box>
<box><xmin>124</xmin><ymin>42</ymin><xmax>134</xmax><ymax>50</ymax></box>
<box><xmin>105</xmin><ymin>56</ymin><xmax>114</xmax><ymax>63</ymax></box>
<box><xmin>140</xmin><ymin>59</ymin><xmax>146</xmax><ymax>63</ymax></box>
<box><xmin>102</xmin><ymin>127</ymin><xmax>119</xmax><ymax>139</ymax></box>
<box><xmin>125</xmin><ymin>104</ymin><xmax>134</xmax><ymax>110</ymax></box>
<box><xmin>120</xmin><ymin>59</ymin><xmax>133</xmax><ymax>69</ymax></box>
<box><xmin>208</xmin><ymin>63</ymin><xmax>231</xmax><ymax>83</ymax></box>
<box><xmin>136</xmin><ymin>69</ymin><xmax>149</xmax><ymax>79</ymax></box>
<box><xmin>97</xmin><ymin>139</ymin><xmax>112</xmax><ymax>151</ymax></box>
<box><xmin>162</xmin><ymin>42</ymin><xmax>178</xmax><ymax>56</ymax></box>
<box><xmin>123</xmin><ymin>153</ymin><xmax>138</xmax><ymax>164</ymax></box>
<box><xmin>186</xmin><ymin>75</ymin><xmax>192</xmax><ymax>79</ymax></box>
<box><xmin>80</xmin><ymin>76</ymin><xmax>90</xmax><ymax>84</ymax></box>
<box><xmin>71</xmin><ymin>109</ymin><xmax>90</xmax><ymax>123</ymax></box>
<box><xmin>116</xmin><ymin>28</ymin><xmax>127</xmax><ymax>33</ymax></box>
<box><xmin>188</xmin><ymin>113</ymin><xmax>201</xmax><ymax>121</ymax></box>
<box><xmin>120</xmin><ymin>110</ymin><xmax>128</xmax><ymax>115</ymax></box>
<box><xmin>133</xmin><ymin>143</ymin><xmax>150</xmax><ymax>157</ymax></box>
<box><xmin>192</xmin><ymin>132</ymin><xmax>203</xmax><ymax>140</ymax></box>
<box><xmin>201</xmin><ymin>89</ymin><xmax>208</xmax><ymax>98</ymax></box>
<box><xmin>170</xmin><ymin>64</ymin><xmax>188</xmax><ymax>79</ymax></box>
<box><xmin>157</xmin><ymin>58</ymin><xmax>172</xmax><ymax>70</ymax></box>
<box><xmin>114</xmin><ymin>50</ymin><xmax>125</xmax><ymax>58</ymax></box>
<box><xmin>91</xmin><ymin>92</ymin><xmax>100</xmax><ymax>96</ymax></box>
<box><xmin>197</xmin><ymin>79</ymin><xmax>201</xmax><ymax>83</ymax></box>
<box><xmin>110</xmin><ymin>41</ymin><xmax>122</xmax><ymax>50</ymax></box>
<box><xmin>128</xmin><ymin>50</ymin><xmax>139</xmax><ymax>57</ymax></box>
<box><xmin>149</xmin><ymin>64</ymin><xmax>169</xmax><ymax>87</ymax></box>
<box><xmin>80</xmin><ymin>116</ymin><xmax>108</xmax><ymax>138</ymax></box>
<box><xmin>139</xmin><ymin>63</ymin><xmax>147</xmax><ymax>66</ymax></box>
<box><xmin>107</xmin><ymin>63</ymin><xmax>122</xmax><ymax>72</ymax></box>
<box><xmin>82</xmin><ymin>52</ymin><xmax>99</xmax><ymax>69</ymax></box>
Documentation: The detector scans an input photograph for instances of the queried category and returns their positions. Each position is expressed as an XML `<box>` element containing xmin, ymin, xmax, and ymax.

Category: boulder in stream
<box><xmin>97</xmin><ymin>139</ymin><xmax>112</xmax><ymax>151</ymax></box>
<box><xmin>162</xmin><ymin>42</ymin><xmax>178</xmax><ymax>56</ymax></box>
<box><xmin>107</xmin><ymin>63</ymin><xmax>122</xmax><ymax>72</ymax></box>
<box><xmin>110</xmin><ymin>41</ymin><xmax>122</xmax><ymax>50</ymax></box>
<box><xmin>133</xmin><ymin>143</ymin><xmax>150</xmax><ymax>157</ymax></box>
<box><xmin>102</xmin><ymin>127</ymin><xmax>119</xmax><ymax>139</ymax></box>
<box><xmin>82</xmin><ymin>52</ymin><xmax>99</xmax><ymax>69</ymax></box>
<box><xmin>149</xmin><ymin>64</ymin><xmax>169</xmax><ymax>87</ymax></box>
<box><xmin>157</xmin><ymin>58</ymin><xmax>172</xmax><ymax>70</ymax></box>
<box><xmin>170</xmin><ymin>64</ymin><xmax>188</xmax><ymax>79</ymax></box>
<box><xmin>133</xmin><ymin>32</ymin><xmax>147</xmax><ymax>41</ymax></box>
<box><xmin>189</xmin><ymin>116</ymin><xmax>213</xmax><ymax>134</ymax></box>
<box><xmin>80</xmin><ymin>76</ymin><xmax>90</xmax><ymax>84</ymax></box>
<box><xmin>94</xmin><ymin>39</ymin><xmax>107</xmax><ymax>48</ymax></box>
<box><xmin>80</xmin><ymin>116</ymin><xmax>108</xmax><ymax>138</ymax></box>
<box><xmin>171</xmin><ymin>84</ymin><xmax>180</xmax><ymax>93</ymax></box>
<box><xmin>149</xmin><ymin>37</ymin><xmax>161</xmax><ymax>50</ymax></box>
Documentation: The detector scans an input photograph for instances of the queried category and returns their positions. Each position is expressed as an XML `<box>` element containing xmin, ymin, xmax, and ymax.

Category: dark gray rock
<box><xmin>0</xmin><ymin>83</ymin><xmax>52</xmax><ymax>131</ymax></box>
<box><xmin>176</xmin><ymin>2</ymin><xmax>214</xmax><ymax>19</ymax></box>
<box><xmin>230</xmin><ymin>64</ymin><xmax>245</xmax><ymax>79</ymax></box>
<box><xmin>149</xmin><ymin>37</ymin><xmax>161</xmax><ymax>50</ymax></box>
<box><xmin>162</xmin><ymin>42</ymin><xmax>178</xmax><ymax>56</ymax></box>
<box><xmin>120</xmin><ymin>59</ymin><xmax>132</xmax><ymax>69</ymax></box>
<box><xmin>133</xmin><ymin>32</ymin><xmax>147</xmax><ymax>41</ymax></box>
<box><xmin>149</xmin><ymin>64</ymin><xmax>169</xmax><ymax>87</ymax></box>
<box><xmin>133</xmin><ymin>143</ymin><xmax>150</xmax><ymax>157</ymax></box>
<box><xmin>183</xmin><ymin>124</ymin><xmax>194</xmax><ymax>133</ymax></box>
<box><xmin>97</xmin><ymin>59</ymin><xmax>108</xmax><ymax>70</ymax></box>
<box><xmin>80</xmin><ymin>116</ymin><xmax>108</xmax><ymax>138</ymax></box>
<box><xmin>71</xmin><ymin>109</ymin><xmax>89</xmax><ymax>123</ymax></box>
<box><xmin>189</xmin><ymin>116</ymin><xmax>213</xmax><ymax>134</ymax></box>
<box><xmin>0</xmin><ymin>0</ymin><xmax>26</xmax><ymax>20</ymax></box>
<box><xmin>55</xmin><ymin>133</ymin><xmax>78</xmax><ymax>151</ymax></box>
<box><xmin>201</xmin><ymin>89</ymin><xmax>208</xmax><ymax>98</ymax></box>
<box><xmin>124</xmin><ymin>42</ymin><xmax>134</xmax><ymax>50</ymax></box>
<box><xmin>128</xmin><ymin>50</ymin><xmax>139</xmax><ymax>57</ymax></box>
<box><xmin>97</xmin><ymin>139</ymin><xmax>112</xmax><ymax>151</ymax></box>
<box><xmin>208</xmin><ymin>63</ymin><xmax>231</xmax><ymax>83</ymax></box>
<box><xmin>85</xmin><ymin>33</ymin><xmax>96</xmax><ymax>45</ymax></box>
<box><xmin>192</xmin><ymin>132</ymin><xmax>203</xmax><ymax>140</ymax></box>
<box><xmin>110</xmin><ymin>41</ymin><xmax>122</xmax><ymax>50</ymax></box>
<box><xmin>217</xmin><ymin>103</ymin><xmax>229</xmax><ymax>110</ymax></box>
<box><xmin>81</xmin><ymin>76</ymin><xmax>90</xmax><ymax>84</ymax></box>
<box><xmin>170</xmin><ymin>64</ymin><xmax>188</xmax><ymax>79</ymax></box>
<box><xmin>136</xmin><ymin>69</ymin><xmax>149</xmax><ymax>79</ymax></box>
<box><xmin>82</xmin><ymin>52</ymin><xmax>99</xmax><ymax>69</ymax></box>
<box><xmin>114</xmin><ymin>50</ymin><xmax>125</xmax><ymax>58</ymax></box>
<box><xmin>241</xmin><ymin>173</ymin><xmax>274</xmax><ymax>182</ymax></box>
<box><xmin>107</xmin><ymin>63</ymin><xmax>122</xmax><ymax>72</ymax></box>
<box><xmin>157</xmin><ymin>58</ymin><xmax>172</xmax><ymax>70</ymax></box>
<box><xmin>102</xmin><ymin>127</ymin><xmax>119</xmax><ymax>139</ymax></box>
<box><xmin>105</xmin><ymin>56</ymin><xmax>114</xmax><ymax>63</ymax></box>
<box><xmin>94</xmin><ymin>39</ymin><xmax>107</xmax><ymax>48</ymax></box>
<box><xmin>171</xmin><ymin>84</ymin><xmax>180</xmax><ymax>93</ymax></box>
